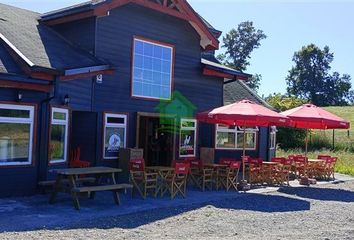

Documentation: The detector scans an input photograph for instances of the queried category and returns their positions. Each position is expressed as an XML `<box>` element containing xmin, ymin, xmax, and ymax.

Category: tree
<box><xmin>286</xmin><ymin>44</ymin><xmax>353</xmax><ymax>106</ymax></box>
<box><xmin>219</xmin><ymin>21</ymin><xmax>267</xmax><ymax>71</ymax></box>
<box><xmin>266</xmin><ymin>93</ymin><xmax>307</xmax><ymax>149</ymax></box>
<box><xmin>246</xmin><ymin>74</ymin><xmax>261</xmax><ymax>93</ymax></box>
<box><xmin>217</xmin><ymin>21</ymin><xmax>267</xmax><ymax>92</ymax></box>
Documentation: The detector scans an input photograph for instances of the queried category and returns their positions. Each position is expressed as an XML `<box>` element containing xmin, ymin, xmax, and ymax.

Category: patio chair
<box><xmin>271</xmin><ymin>158</ymin><xmax>292</xmax><ymax>186</ymax></box>
<box><xmin>69</xmin><ymin>147</ymin><xmax>90</xmax><ymax>168</ymax></box>
<box><xmin>219</xmin><ymin>158</ymin><xmax>237</xmax><ymax>165</ymax></box>
<box><xmin>216</xmin><ymin>161</ymin><xmax>240</xmax><ymax>191</ymax></box>
<box><xmin>248</xmin><ymin>158</ymin><xmax>263</xmax><ymax>185</ymax></box>
<box><xmin>129</xmin><ymin>159</ymin><xmax>158</xmax><ymax>199</ymax></box>
<box><xmin>162</xmin><ymin>163</ymin><xmax>189</xmax><ymax>199</ymax></box>
<box><xmin>324</xmin><ymin>157</ymin><xmax>338</xmax><ymax>180</ymax></box>
<box><xmin>293</xmin><ymin>156</ymin><xmax>308</xmax><ymax>179</ymax></box>
<box><xmin>189</xmin><ymin>159</ymin><xmax>214</xmax><ymax>191</ymax></box>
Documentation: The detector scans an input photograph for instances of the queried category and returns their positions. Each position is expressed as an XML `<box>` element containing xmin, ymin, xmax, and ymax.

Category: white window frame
<box><xmin>179</xmin><ymin>118</ymin><xmax>197</xmax><ymax>158</ymax></box>
<box><xmin>215</xmin><ymin>124</ymin><xmax>258</xmax><ymax>150</ymax></box>
<box><xmin>103</xmin><ymin>113</ymin><xmax>127</xmax><ymax>160</ymax></box>
<box><xmin>0</xmin><ymin>104</ymin><xmax>34</xmax><ymax>166</ymax></box>
<box><xmin>270</xmin><ymin>126</ymin><xmax>277</xmax><ymax>149</ymax></box>
<box><xmin>49</xmin><ymin>107</ymin><xmax>69</xmax><ymax>164</ymax></box>
<box><xmin>131</xmin><ymin>37</ymin><xmax>174</xmax><ymax>100</ymax></box>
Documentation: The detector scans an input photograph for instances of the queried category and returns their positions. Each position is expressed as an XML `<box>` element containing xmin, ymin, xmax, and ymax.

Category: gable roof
<box><xmin>39</xmin><ymin>0</ymin><xmax>220</xmax><ymax>50</ymax></box>
<box><xmin>224</xmin><ymin>80</ymin><xmax>274</xmax><ymax>110</ymax></box>
<box><xmin>0</xmin><ymin>3</ymin><xmax>112</xmax><ymax>79</ymax></box>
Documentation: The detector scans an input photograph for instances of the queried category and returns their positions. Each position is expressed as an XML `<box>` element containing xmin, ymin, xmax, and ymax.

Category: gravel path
<box><xmin>1</xmin><ymin>181</ymin><xmax>354</xmax><ymax>240</ymax></box>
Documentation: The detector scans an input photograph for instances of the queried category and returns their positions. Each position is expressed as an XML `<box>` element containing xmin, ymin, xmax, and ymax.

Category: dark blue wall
<box><xmin>94</xmin><ymin>4</ymin><xmax>224</xmax><ymax>161</ymax></box>
<box><xmin>53</xmin><ymin>17</ymin><xmax>96</xmax><ymax>54</ymax></box>
<box><xmin>0</xmin><ymin>88</ymin><xmax>47</xmax><ymax>197</ymax></box>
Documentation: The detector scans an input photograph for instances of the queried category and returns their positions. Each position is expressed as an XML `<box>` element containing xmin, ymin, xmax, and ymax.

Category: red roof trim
<box><xmin>0</xmin><ymin>79</ymin><xmax>53</xmax><ymax>92</ymax></box>
<box><xmin>203</xmin><ymin>68</ymin><xmax>249</xmax><ymax>81</ymax></box>
<box><xmin>42</xmin><ymin>0</ymin><xmax>219</xmax><ymax>50</ymax></box>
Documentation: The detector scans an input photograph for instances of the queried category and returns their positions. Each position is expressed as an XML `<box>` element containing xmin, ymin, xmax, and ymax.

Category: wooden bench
<box><xmin>38</xmin><ymin>177</ymin><xmax>96</xmax><ymax>193</ymax></box>
<box><xmin>72</xmin><ymin>183</ymin><xmax>133</xmax><ymax>210</ymax></box>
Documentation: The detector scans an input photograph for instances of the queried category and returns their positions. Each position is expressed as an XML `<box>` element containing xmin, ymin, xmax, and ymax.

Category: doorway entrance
<box><xmin>71</xmin><ymin>111</ymin><xmax>98</xmax><ymax>166</ymax></box>
<box><xmin>137</xmin><ymin>113</ymin><xmax>176</xmax><ymax>167</ymax></box>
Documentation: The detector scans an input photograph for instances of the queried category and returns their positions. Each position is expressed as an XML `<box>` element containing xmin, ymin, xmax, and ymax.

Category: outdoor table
<box><xmin>145</xmin><ymin>166</ymin><xmax>175</xmax><ymax>196</ymax></box>
<box><xmin>49</xmin><ymin>167</ymin><xmax>123</xmax><ymax>209</ymax></box>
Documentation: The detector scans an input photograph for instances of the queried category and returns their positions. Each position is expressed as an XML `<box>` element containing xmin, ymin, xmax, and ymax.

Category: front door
<box><xmin>138</xmin><ymin>115</ymin><xmax>175</xmax><ymax>166</ymax></box>
<box><xmin>71</xmin><ymin>111</ymin><xmax>98</xmax><ymax>166</ymax></box>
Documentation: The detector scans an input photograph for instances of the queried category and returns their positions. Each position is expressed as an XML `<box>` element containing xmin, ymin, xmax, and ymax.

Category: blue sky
<box><xmin>2</xmin><ymin>0</ymin><xmax>354</xmax><ymax>97</ymax></box>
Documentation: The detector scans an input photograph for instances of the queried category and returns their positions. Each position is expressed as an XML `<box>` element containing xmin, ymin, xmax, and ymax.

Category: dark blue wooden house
<box><xmin>0</xmin><ymin>0</ymin><xmax>275</xmax><ymax>197</ymax></box>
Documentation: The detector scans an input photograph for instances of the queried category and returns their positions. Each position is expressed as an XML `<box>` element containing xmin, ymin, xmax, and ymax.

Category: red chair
<box><xmin>318</xmin><ymin>155</ymin><xmax>331</xmax><ymax>160</ymax></box>
<box><xmin>271</xmin><ymin>157</ymin><xmax>286</xmax><ymax>164</ymax></box>
<box><xmin>249</xmin><ymin>158</ymin><xmax>263</xmax><ymax>184</ymax></box>
<box><xmin>219</xmin><ymin>158</ymin><xmax>236</xmax><ymax>165</ymax></box>
<box><xmin>129</xmin><ymin>159</ymin><xmax>158</xmax><ymax>199</ymax></box>
<box><xmin>216</xmin><ymin>161</ymin><xmax>240</xmax><ymax>191</ymax></box>
<box><xmin>325</xmin><ymin>157</ymin><xmax>338</xmax><ymax>180</ymax></box>
<box><xmin>293</xmin><ymin>156</ymin><xmax>308</xmax><ymax>178</ymax></box>
<box><xmin>163</xmin><ymin>163</ymin><xmax>190</xmax><ymax>199</ymax></box>
<box><xmin>189</xmin><ymin>159</ymin><xmax>213</xmax><ymax>191</ymax></box>
<box><xmin>69</xmin><ymin>147</ymin><xmax>90</xmax><ymax>168</ymax></box>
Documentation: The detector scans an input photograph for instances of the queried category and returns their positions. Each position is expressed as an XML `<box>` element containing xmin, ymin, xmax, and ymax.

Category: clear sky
<box><xmin>2</xmin><ymin>0</ymin><xmax>354</xmax><ymax>97</ymax></box>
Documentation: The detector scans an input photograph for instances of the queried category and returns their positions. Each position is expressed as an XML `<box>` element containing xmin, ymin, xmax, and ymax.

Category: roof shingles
<box><xmin>0</xmin><ymin>3</ymin><xmax>106</xmax><ymax>72</ymax></box>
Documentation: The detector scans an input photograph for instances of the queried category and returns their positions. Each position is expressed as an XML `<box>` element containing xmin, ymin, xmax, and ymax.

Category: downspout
<box><xmin>37</xmin><ymin>76</ymin><xmax>60</xmax><ymax>181</ymax></box>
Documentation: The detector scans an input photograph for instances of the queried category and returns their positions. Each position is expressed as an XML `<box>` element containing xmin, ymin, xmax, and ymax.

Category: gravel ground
<box><xmin>1</xmin><ymin>180</ymin><xmax>354</xmax><ymax>240</ymax></box>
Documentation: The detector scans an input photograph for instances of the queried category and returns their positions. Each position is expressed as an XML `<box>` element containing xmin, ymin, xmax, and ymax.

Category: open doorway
<box><xmin>137</xmin><ymin>113</ymin><xmax>176</xmax><ymax>166</ymax></box>
<box><xmin>71</xmin><ymin>111</ymin><xmax>97</xmax><ymax>166</ymax></box>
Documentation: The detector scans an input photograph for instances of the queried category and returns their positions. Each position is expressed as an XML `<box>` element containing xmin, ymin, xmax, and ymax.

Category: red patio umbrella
<box><xmin>197</xmin><ymin>100</ymin><xmax>292</xmax><ymax>184</ymax></box>
<box><xmin>281</xmin><ymin>104</ymin><xmax>350</xmax><ymax>155</ymax></box>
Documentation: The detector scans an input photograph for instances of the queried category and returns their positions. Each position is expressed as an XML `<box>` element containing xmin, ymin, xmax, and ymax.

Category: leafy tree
<box><xmin>217</xmin><ymin>21</ymin><xmax>267</xmax><ymax>92</ymax></box>
<box><xmin>246</xmin><ymin>74</ymin><xmax>261</xmax><ymax>93</ymax></box>
<box><xmin>266</xmin><ymin>93</ymin><xmax>307</xmax><ymax>149</ymax></box>
<box><xmin>286</xmin><ymin>44</ymin><xmax>353</xmax><ymax>106</ymax></box>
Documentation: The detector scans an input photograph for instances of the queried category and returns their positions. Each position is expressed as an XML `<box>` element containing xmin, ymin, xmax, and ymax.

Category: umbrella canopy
<box><xmin>197</xmin><ymin>100</ymin><xmax>292</xmax><ymax>184</ymax></box>
<box><xmin>197</xmin><ymin>100</ymin><xmax>291</xmax><ymax>127</ymax></box>
<box><xmin>280</xmin><ymin>104</ymin><xmax>350</xmax><ymax>129</ymax></box>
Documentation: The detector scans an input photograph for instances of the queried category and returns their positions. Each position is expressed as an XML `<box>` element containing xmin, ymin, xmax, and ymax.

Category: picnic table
<box><xmin>49</xmin><ymin>167</ymin><xmax>132</xmax><ymax>210</ymax></box>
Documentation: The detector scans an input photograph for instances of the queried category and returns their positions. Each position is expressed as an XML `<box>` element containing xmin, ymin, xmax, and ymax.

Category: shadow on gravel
<box><xmin>278</xmin><ymin>186</ymin><xmax>354</xmax><ymax>202</ymax></box>
<box><xmin>64</xmin><ymin>193</ymin><xmax>311</xmax><ymax>230</ymax></box>
<box><xmin>0</xmin><ymin>191</ymin><xmax>310</xmax><ymax>232</ymax></box>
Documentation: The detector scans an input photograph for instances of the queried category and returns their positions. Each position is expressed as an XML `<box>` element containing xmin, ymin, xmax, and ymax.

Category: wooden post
<box><xmin>305</xmin><ymin>129</ymin><xmax>309</xmax><ymax>156</ymax></box>
<box><xmin>332</xmin><ymin>129</ymin><xmax>335</xmax><ymax>150</ymax></box>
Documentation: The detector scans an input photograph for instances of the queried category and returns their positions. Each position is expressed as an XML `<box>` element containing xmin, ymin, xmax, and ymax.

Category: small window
<box><xmin>49</xmin><ymin>108</ymin><xmax>69</xmax><ymax>164</ymax></box>
<box><xmin>215</xmin><ymin>124</ymin><xmax>258</xmax><ymax>150</ymax></box>
<box><xmin>270</xmin><ymin>126</ymin><xmax>277</xmax><ymax>149</ymax></box>
<box><xmin>179</xmin><ymin>119</ymin><xmax>197</xmax><ymax>157</ymax></box>
<box><xmin>132</xmin><ymin>38</ymin><xmax>174</xmax><ymax>100</ymax></box>
<box><xmin>0</xmin><ymin>104</ymin><xmax>34</xmax><ymax>166</ymax></box>
<box><xmin>103</xmin><ymin>113</ymin><xmax>127</xmax><ymax>160</ymax></box>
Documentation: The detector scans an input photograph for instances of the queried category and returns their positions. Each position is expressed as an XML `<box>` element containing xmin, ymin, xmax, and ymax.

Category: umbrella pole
<box><xmin>305</xmin><ymin>129</ymin><xmax>309</xmax><ymax>157</ymax></box>
<box><xmin>242</xmin><ymin>128</ymin><xmax>246</xmax><ymax>181</ymax></box>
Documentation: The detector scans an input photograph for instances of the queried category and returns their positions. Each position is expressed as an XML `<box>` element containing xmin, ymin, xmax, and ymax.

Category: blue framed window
<box><xmin>132</xmin><ymin>38</ymin><xmax>173</xmax><ymax>100</ymax></box>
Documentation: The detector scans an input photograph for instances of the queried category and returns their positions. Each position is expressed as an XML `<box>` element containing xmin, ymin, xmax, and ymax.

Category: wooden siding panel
<box><xmin>52</xmin><ymin>17</ymin><xmax>96</xmax><ymax>53</ymax></box>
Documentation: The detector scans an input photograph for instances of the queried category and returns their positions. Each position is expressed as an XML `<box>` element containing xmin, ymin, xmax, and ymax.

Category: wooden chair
<box><xmin>69</xmin><ymin>147</ymin><xmax>90</xmax><ymax>168</ymax></box>
<box><xmin>249</xmin><ymin>158</ymin><xmax>263</xmax><ymax>185</ymax></box>
<box><xmin>129</xmin><ymin>159</ymin><xmax>158</xmax><ymax>199</ymax></box>
<box><xmin>162</xmin><ymin>163</ymin><xmax>189</xmax><ymax>199</ymax></box>
<box><xmin>271</xmin><ymin>158</ymin><xmax>291</xmax><ymax>186</ymax></box>
<box><xmin>325</xmin><ymin>157</ymin><xmax>338</xmax><ymax>180</ymax></box>
<box><xmin>189</xmin><ymin>159</ymin><xmax>214</xmax><ymax>191</ymax></box>
<box><xmin>216</xmin><ymin>161</ymin><xmax>240</xmax><ymax>191</ymax></box>
<box><xmin>293</xmin><ymin>156</ymin><xmax>308</xmax><ymax>178</ymax></box>
<box><xmin>219</xmin><ymin>158</ymin><xmax>237</xmax><ymax>165</ymax></box>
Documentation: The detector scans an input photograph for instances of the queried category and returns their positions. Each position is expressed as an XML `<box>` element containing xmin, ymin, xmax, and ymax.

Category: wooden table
<box><xmin>49</xmin><ymin>167</ymin><xmax>125</xmax><ymax>210</ymax></box>
<box><xmin>307</xmin><ymin>159</ymin><xmax>326</xmax><ymax>178</ymax></box>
